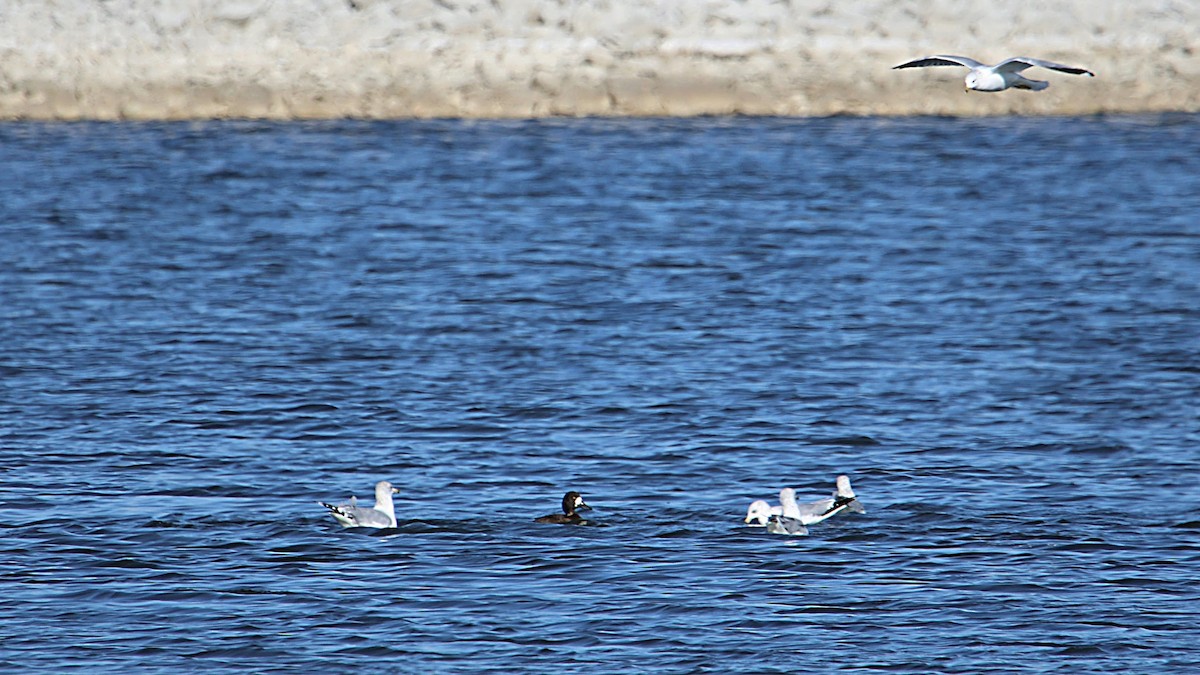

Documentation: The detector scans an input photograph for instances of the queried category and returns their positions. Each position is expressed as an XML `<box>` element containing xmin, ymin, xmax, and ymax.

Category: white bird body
<box><xmin>765</xmin><ymin>514</ymin><xmax>808</xmax><ymax>536</ymax></box>
<box><xmin>796</xmin><ymin>475</ymin><xmax>866</xmax><ymax>525</ymax></box>
<box><xmin>766</xmin><ymin>488</ymin><xmax>810</xmax><ymax>536</ymax></box>
<box><xmin>893</xmin><ymin>55</ymin><xmax>1095</xmax><ymax>92</ymax></box>
<box><xmin>319</xmin><ymin>481</ymin><xmax>399</xmax><ymax>529</ymax></box>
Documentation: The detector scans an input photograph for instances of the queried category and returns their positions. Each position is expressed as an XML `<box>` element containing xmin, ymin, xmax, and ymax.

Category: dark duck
<box><xmin>535</xmin><ymin>491</ymin><xmax>592</xmax><ymax>525</ymax></box>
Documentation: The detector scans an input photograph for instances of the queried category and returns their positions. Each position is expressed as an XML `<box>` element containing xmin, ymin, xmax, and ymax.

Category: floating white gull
<box><xmin>892</xmin><ymin>55</ymin><xmax>1094</xmax><ymax>92</ymax></box>
<box><xmin>757</xmin><ymin>475</ymin><xmax>865</xmax><ymax>535</ymax></box>
<box><xmin>319</xmin><ymin>481</ymin><xmax>399</xmax><ymax>529</ymax></box>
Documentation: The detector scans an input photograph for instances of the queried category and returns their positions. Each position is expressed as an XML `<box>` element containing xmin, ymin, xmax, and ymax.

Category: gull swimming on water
<box><xmin>319</xmin><ymin>481</ymin><xmax>399</xmax><ymax>529</ymax></box>
<box><xmin>892</xmin><ymin>55</ymin><xmax>1095</xmax><ymax>92</ymax></box>
<box><xmin>758</xmin><ymin>475</ymin><xmax>865</xmax><ymax>535</ymax></box>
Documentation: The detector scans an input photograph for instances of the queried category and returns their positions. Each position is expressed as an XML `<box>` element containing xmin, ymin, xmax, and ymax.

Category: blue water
<box><xmin>1</xmin><ymin>115</ymin><xmax>1198</xmax><ymax>673</ymax></box>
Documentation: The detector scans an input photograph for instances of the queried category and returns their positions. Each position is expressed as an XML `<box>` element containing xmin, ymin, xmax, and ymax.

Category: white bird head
<box><xmin>744</xmin><ymin>499</ymin><xmax>775</xmax><ymax>526</ymax></box>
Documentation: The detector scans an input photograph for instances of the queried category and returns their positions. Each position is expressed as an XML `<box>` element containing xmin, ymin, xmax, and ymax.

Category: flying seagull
<box><xmin>893</xmin><ymin>55</ymin><xmax>1094</xmax><ymax>92</ymax></box>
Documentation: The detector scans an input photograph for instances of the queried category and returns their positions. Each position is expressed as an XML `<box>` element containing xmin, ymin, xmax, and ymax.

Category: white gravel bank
<box><xmin>1</xmin><ymin>0</ymin><xmax>1196</xmax><ymax>119</ymax></box>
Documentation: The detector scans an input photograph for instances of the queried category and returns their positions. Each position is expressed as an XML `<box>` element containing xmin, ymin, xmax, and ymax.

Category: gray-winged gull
<box><xmin>757</xmin><ymin>475</ymin><xmax>866</xmax><ymax>535</ymax></box>
<box><xmin>892</xmin><ymin>55</ymin><xmax>1094</xmax><ymax>92</ymax></box>
<box><xmin>319</xmin><ymin>480</ymin><xmax>399</xmax><ymax>529</ymax></box>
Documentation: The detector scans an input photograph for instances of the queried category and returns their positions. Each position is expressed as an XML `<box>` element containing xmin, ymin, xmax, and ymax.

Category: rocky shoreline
<box><xmin>1</xmin><ymin>0</ymin><xmax>1197</xmax><ymax>120</ymax></box>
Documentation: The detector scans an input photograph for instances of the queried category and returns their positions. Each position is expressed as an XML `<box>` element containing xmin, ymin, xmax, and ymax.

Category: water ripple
<box><xmin>0</xmin><ymin>116</ymin><xmax>1198</xmax><ymax>673</ymax></box>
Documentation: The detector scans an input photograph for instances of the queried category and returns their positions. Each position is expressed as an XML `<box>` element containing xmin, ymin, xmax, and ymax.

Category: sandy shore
<box><xmin>1</xmin><ymin>0</ymin><xmax>1197</xmax><ymax>120</ymax></box>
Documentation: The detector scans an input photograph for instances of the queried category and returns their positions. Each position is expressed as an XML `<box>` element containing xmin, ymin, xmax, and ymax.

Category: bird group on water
<box><xmin>320</xmin><ymin>475</ymin><xmax>863</xmax><ymax>536</ymax></box>
<box><xmin>317</xmin><ymin>48</ymin><xmax>1090</xmax><ymax>537</ymax></box>
<box><xmin>743</xmin><ymin>475</ymin><xmax>865</xmax><ymax>536</ymax></box>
